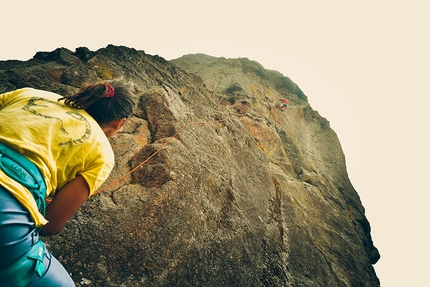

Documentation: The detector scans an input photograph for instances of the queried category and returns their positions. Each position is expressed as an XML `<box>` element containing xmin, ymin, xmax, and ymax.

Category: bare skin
<box><xmin>39</xmin><ymin>118</ymin><xmax>126</xmax><ymax>237</ymax></box>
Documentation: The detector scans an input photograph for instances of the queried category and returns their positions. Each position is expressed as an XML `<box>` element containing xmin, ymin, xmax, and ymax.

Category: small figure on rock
<box><xmin>278</xmin><ymin>98</ymin><xmax>289</xmax><ymax>112</ymax></box>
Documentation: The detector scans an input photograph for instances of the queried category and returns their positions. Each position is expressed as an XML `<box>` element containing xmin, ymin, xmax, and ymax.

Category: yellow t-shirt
<box><xmin>0</xmin><ymin>88</ymin><xmax>114</xmax><ymax>227</ymax></box>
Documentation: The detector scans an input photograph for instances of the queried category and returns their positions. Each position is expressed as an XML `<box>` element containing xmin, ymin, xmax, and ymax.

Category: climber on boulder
<box><xmin>0</xmin><ymin>80</ymin><xmax>136</xmax><ymax>286</ymax></box>
<box><xmin>278</xmin><ymin>98</ymin><xmax>289</xmax><ymax>111</ymax></box>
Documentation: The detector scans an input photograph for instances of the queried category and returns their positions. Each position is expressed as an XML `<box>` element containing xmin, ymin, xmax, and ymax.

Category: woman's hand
<box><xmin>39</xmin><ymin>174</ymin><xmax>90</xmax><ymax>237</ymax></box>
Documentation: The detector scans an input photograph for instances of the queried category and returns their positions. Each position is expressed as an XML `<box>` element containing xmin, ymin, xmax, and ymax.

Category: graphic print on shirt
<box><xmin>22</xmin><ymin>97</ymin><xmax>91</xmax><ymax>147</ymax></box>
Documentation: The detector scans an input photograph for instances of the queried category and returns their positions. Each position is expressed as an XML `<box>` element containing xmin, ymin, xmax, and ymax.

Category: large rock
<box><xmin>0</xmin><ymin>46</ymin><xmax>379</xmax><ymax>286</ymax></box>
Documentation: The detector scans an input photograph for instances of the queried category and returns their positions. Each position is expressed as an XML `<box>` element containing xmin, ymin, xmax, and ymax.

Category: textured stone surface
<box><xmin>0</xmin><ymin>46</ymin><xmax>380</xmax><ymax>286</ymax></box>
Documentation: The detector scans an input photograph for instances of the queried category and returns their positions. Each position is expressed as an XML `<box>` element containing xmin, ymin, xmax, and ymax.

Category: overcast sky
<box><xmin>2</xmin><ymin>1</ymin><xmax>429</xmax><ymax>286</ymax></box>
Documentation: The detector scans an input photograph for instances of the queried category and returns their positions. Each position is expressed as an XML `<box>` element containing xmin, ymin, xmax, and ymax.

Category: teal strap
<box><xmin>27</xmin><ymin>241</ymin><xmax>46</xmax><ymax>277</ymax></box>
<box><xmin>0</xmin><ymin>241</ymin><xmax>46</xmax><ymax>286</ymax></box>
<box><xmin>0</xmin><ymin>142</ymin><xmax>47</xmax><ymax>216</ymax></box>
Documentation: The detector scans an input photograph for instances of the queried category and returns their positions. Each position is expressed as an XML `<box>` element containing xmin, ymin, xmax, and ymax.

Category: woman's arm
<box><xmin>39</xmin><ymin>174</ymin><xmax>90</xmax><ymax>237</ymax></box>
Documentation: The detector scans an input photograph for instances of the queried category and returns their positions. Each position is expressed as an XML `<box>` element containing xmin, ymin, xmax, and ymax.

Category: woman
<box><xmin>0</xmin><ymin>80</ymin><xmax>136</xmax><ymax>286</ymax></box>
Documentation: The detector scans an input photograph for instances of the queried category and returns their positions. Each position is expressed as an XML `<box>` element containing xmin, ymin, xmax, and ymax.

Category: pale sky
<box><xmin>2</xmin><ymin>1</ymin><xmax>429</xmax><ymax>286</ymax></box>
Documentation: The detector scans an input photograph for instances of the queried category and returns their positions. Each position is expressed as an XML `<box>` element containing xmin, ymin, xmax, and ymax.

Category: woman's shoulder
<box><xmin>22</xmin><ymin>87</ymin><xmax>61</xmax><ymax>100</ymax></box>
<box><xmin>2</xmin><ymin>87</ymin><xmax>62</xmax><ymax>103</ymax></box>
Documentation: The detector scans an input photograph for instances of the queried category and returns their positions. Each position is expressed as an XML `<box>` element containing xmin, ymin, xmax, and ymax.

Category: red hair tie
<box><xmin>104</xmin><ymin>83</ymin><xmax>115</xmax><ymax>98</ymax></box>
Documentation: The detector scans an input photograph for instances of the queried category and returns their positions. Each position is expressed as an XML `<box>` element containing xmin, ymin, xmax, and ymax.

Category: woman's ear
<box><xmin>102</xmin><ymin>118</ymin><xmax>127</xmax><ymax>137</ymax></box>
<box><xmin>113</xmin><ymin>118</ymin><xmax>127</xmax><ymax>130</ymax></box>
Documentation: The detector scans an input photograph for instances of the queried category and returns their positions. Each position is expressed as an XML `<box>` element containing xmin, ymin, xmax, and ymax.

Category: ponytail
<box><xmin>59</xmin><ymin>80</ymin><xmax>137</xmax><ymax>125</ymax></box>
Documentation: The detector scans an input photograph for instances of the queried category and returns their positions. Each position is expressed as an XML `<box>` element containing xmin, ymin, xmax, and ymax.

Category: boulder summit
<box><xmin>0</xmin><ymin>45</ymin><xmax>380</xmax><ymax>286</ymax></box>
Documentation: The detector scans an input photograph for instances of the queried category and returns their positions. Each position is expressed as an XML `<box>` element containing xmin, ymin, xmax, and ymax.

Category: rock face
<box><xmin>0</xmin><ymin>46</ymin><xmax>380</xmax><ymax>286</ymax></box>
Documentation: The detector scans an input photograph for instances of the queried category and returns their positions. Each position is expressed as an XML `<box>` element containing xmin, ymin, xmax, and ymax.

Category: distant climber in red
<box><xmin>278</xmin><ymin>98</ymin><xmax>288</xmax><ymax>112</ymax></box>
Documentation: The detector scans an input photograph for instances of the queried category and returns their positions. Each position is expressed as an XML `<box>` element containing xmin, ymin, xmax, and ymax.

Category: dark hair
<box><xmin>60</xmin><ymin>80</ymin><xmax>137</xmax><ymax>125</ymax></box>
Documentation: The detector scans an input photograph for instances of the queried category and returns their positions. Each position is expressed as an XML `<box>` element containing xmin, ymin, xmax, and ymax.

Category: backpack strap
<box><xmin>0</xmin><ymin>240</ymin><xmax>46</xmax><ymax>286</ymax></box>
<box><xmin>0</xmin><ymin>142</ymin><xmax>47</xmax><ymax>216</ymax></box>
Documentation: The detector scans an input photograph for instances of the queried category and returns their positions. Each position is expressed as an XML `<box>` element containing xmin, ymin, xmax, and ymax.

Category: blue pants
<box><xmin>0</xmin><ymin>186</ymin><xmax>75</xmax><ymax>286</ymax></box>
